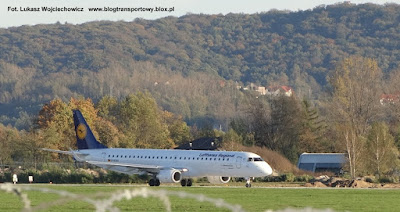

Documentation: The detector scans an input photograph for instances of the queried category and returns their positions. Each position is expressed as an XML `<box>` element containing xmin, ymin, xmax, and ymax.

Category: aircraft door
<box><xmin>236</xmin><ymin>156</ymin><xmax>242</xmax><ymax>169</ymax></box>
<box><xmin>102</xmin><ymin>152</ymin><xmax>107</xmax><ymax>162</ymax></box>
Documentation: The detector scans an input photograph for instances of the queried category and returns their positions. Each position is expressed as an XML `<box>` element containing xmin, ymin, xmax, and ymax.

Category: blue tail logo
<box><xmin>73</xmin><ymin>110</ymin><xmax>107</xmax><ymax>149</ymax></box>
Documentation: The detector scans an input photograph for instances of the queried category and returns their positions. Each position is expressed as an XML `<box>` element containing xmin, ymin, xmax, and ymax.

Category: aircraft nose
<box><xmin>263</xmin><ymin>163</ymin><xmax>273</xmax><ymax>176</ymax></box>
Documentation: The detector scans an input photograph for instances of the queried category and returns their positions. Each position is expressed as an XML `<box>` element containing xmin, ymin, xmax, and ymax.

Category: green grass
<box><xmin>1</xmin><ymin>184</ymin><xmax>400</xmax><ymax>212</ymax></box>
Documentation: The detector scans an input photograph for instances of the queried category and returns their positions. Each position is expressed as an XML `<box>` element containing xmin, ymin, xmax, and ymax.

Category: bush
<box><xmin>295</xmin><ymin>175</ymin><xmax>314</xmax><ymax>182</ymax></box>
<box><xmin>378</xmin><ymin>176</ymin><xmax>399</xmax><ymax>184</ymax></box>
<box><xmin>0</xmin><ymin>173</ymin><xmax>6</xmax><ymax>183</ymax></box>
<box><xmin>282</xmin><ymin>173</ymin><xmax>296</xmax><ymax>182</ymax></box>
<box><xmin>365</xmin><ymin>177</ymin><xmax>376</xmax><ymax>183</ymax></box>
<box><xmin>259</xmin><ymin>173</ymin><xmax>300</xmax><ymax>182</ymax></box>
<box><xmin>195</xmin><ymin>177</ymin><xmax>209</xmax><ymax>183</ymax></box>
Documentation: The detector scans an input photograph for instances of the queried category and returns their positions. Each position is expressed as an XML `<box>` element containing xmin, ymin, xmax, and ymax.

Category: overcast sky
<box><xmin>0</xmin><ymin>0</ymin><xmax>396</xmax><ymax>28</ymax></box>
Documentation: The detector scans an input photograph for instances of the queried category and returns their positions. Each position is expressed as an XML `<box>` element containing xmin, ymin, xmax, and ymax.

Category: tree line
<box><xmin>1</xmin><ymin>56</ymin><xmax>400</xmax><ymax>179</ymax></box>
<box><xmin>0</xmin><ymin>92</ymin><xmax>190</xmax><ymax>169</ymax></box>
<box><xmin>1</xmin><ymin>3</ymin><xmax>400</xmax><ymax>179</ymax></box>
<box><xmin>1</xmin><ymin>3</ymin><xmax>400</xmax><ymax>129</ymax></box>
<box><xmin>224</xmin><ymin>56</ymin><xmax>400</xmax><ymax>178</ymax></box>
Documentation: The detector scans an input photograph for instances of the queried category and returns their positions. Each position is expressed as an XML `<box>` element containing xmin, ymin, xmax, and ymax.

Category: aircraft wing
<box><xmin>87</xmin><ymin>161</ymin><xmax>189</xmax><ymax>175</ymax></box>
<box><xmin>87</xmin><ymin>161</ymin><xmax>164</xmax><ymax>174</ymax></box>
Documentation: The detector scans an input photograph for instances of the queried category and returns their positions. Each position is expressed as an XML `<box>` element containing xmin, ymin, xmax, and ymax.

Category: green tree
<box><xmin>365</xmin><ymin>122</ymin><xmax>399</xmax><ymax>177</ymax></box>
<box><xmin>96</xmin><ymin>95</ymin><xmax>118</xmax><ymax>121</ymax></box>
<box><xmin>247</xmin><ymin>95</ymin><xmax>302</xmax><ymax>163</ymax></box>
<box><xmin>94</xmin><ymin>118</ymin><xmax>122</xmax><ymax>148</ymax></box>
<box><xmin>13</xmin><ymin>131</ymin><xmax>48</xmax><ymax>169</ymax></box>
<box><xmin>229</xmin><ymin>118</ymin><xmax>255</xmax><ymax>146</ymax></box>
<box><xmin>298</xmin><ymin>100</ymin><xmax>328</xmax><ymax>153</ymax></box>
<box><xmin>0</xmin><ymin>124</ymin><xmax>19</xmax><ymax>166</ymax></box>
<box><xmin>222</xmin><ymin>129</ymin><xmax>243</xmax><ymax>151</ymax></box>
<box><xmin>161</xmin><ymin>111</ymin><xmax>191</xmax><ymax>146</ymax></box>
<box><xmin>268</xmin><ymin>95</ymin><xmax>302</xmax><ymax>162</ymax></box>
<box><xmin>117</xmin><ymin>92</ymin><xmax>173</xmax><ymax>148</ymax></box>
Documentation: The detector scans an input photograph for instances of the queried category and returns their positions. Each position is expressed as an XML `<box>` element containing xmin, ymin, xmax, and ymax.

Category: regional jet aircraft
<box><xmin>43</xmin><ymin>110</ymin><xmax>273</xmax><ymax>187</ymax></box>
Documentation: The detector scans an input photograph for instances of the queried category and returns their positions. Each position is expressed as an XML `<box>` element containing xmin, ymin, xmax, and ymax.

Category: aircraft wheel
<box><xmin>245</xmin><ymin>183</ymin><xmax>251</xmax><ymax>188</ymax></box>
<box><xmin>181</xmin><ymin>179</ymin><xmax>187</xmax><ymax>187</ymax></box>
<box><xmin>149</xmin><ymin>179</ymin><xmax>155</xmax><ymax>186</ymax></box>
<box><xmin>155</xmin><ymin>179</ymin><xmax>161</xmax><ymax>186</ymax></box>
<box><xmin>187</xmin><ymin>179</ymin><xmax>193</xmax><ymax>187</ymax></box>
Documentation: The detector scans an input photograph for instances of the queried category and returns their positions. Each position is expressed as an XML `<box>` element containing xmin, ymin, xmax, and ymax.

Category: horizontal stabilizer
<box><xmin>41</xmin><ymin>148</ymin><xmax>74</xmax><ymax>155</ymax></box>
<box><xmin>41</xmin><ymin>148</ymin><xmax>89</xmax><ymax>161</ymax></box>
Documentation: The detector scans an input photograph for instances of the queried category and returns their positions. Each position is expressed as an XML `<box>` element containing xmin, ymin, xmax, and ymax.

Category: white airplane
<box><xmin>44</xmin><ymin>110</ymin><xmax>273</xmax><ymax>187</ymax></box>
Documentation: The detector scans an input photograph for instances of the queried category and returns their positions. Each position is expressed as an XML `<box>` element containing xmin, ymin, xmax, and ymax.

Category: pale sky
<box><xmin>0</xmin><ymin>0</ymin><xmax>396</xmax><ymax>28</ymax></box>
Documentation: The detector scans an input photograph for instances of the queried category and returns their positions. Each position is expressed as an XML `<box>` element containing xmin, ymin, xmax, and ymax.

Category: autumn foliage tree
<box><xmin>35</xmin><ymin>93</ymin><xmax>185</xmax><ymax>150</ymax></box>
<box><xmin>37</xmin><ymin>98</ymin><xmax>74</xmax><ymax>150</ymax></box>
<box><xmin>329</xmin><ymin>56</ymin><xmax>382</xmax><ymax>178</ymax></box>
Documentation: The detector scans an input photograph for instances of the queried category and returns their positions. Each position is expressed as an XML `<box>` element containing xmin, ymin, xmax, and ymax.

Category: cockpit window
<box><xmin>248</xmin><ymin>157</ymin><xmax>264</xmax><ymax>162</ymax></box>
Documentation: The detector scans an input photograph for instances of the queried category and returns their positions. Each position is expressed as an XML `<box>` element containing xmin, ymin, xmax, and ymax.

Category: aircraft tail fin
<box><xmin>73</xmin><ymin>110</ymin><xmax>107</xmax><ymax>149</ymax></box>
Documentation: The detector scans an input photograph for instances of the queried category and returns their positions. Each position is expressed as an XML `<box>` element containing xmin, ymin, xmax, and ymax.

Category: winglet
<box><xmin>73</xmin><ymin>110</ymin><xmax>107</xmax><ymax>149</ymax></box>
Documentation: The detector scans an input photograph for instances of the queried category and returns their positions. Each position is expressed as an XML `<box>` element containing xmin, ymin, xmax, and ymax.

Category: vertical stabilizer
<box><xmin>73</xmin><ymin>110</ymin><xmax>107</xmax><ymax>149</ymax></box>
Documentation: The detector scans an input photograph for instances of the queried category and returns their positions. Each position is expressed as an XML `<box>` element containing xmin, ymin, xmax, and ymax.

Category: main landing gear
<box><xmin>180</xmin><ymin>178</ymin><xmax>193</xmax><ymax>187</ymax></box>
<box><xmin>149</xmin><ymin>178</ymin><xmax>160</xmax><ymax>186</ymax></box>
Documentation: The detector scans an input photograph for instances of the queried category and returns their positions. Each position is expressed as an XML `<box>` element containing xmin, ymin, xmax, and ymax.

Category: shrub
<box><xmin>282</xmin><ymin>173</ymin><xmax>296</xmax><ymax>182</ymax></box>
<box><xmin>378</xmin><ymin>176</ymin><xmax>399</xmax><ymax>184</ymax></box>
<box><xmin>295</xmin><ymin>175</ymin><xmax>314</xmax><ymax>182</ymax></box>
<box><xmin>365</xmin><ymin>177</ymin><xmax>376</xmax><ymax>183</ymax></box>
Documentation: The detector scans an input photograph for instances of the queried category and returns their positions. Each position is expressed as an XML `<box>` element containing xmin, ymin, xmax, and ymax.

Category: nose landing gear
<box><xmin>245</xmin><ymin>177</ymin><xmax>252</xmax><ymax>188</ymax></box>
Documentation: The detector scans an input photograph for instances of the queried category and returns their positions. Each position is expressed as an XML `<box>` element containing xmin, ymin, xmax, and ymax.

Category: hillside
<box><xmin>1</xmin><ymin>2</ymin><xmax>400</xmax><ymax>128</ymax></box>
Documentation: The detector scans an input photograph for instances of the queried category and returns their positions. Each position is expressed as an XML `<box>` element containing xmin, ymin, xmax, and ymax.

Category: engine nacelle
<box><xmin>207</xmin><ymin>176</ymin><xmax>231</xmax><ymax>184</ymax></box>
<box><xmin>157</xmin><ymin>169</ymin><xmax>182</xmax><ymax>183</ymax></box>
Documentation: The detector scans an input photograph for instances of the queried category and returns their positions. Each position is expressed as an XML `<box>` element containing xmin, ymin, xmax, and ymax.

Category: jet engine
<box><xmin>157</xmin><ymin>169</ymin><xmax>182</xmax><ymax>183</ymax></box>
<box><xmin>207</xmin><ymin>176</ymin><xmax>231</xmax><ymax>184</ymax></box>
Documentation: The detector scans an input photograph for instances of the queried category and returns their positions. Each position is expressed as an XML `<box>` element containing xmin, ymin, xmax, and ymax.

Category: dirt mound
<box><xmin>314</xmin><ymin>181</ymin><xmax>328</xmax><ymax>187</ymax></box>
<box><xmin>303</xmin><ymin>181</ymin><xmax>327</xmax><ymax>187</ymax></box>
<box><xmin>309</xmin><ymin>176</ymin><xmax>376</xmax><ymax>188</ymax></box>
<box><xmin>382</xmin><ymin>184</ymin><xmax>400</xmax><ymax>188</ymax></box>
<box><xmin>349</xmin><ymin>180</ymin><xmax>372</xmax><ymax>188</ymax></box>
<box><xmin>304</xmin><ymin>183</ymin><xmax>314</xmax><ymax>187</ymax></box>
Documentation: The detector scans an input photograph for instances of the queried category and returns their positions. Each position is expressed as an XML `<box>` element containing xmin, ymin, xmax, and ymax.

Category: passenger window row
<box><xmin>107</xmin><ymin>155</ymin><xmax>230</xmax><ymax>161</ymax></box>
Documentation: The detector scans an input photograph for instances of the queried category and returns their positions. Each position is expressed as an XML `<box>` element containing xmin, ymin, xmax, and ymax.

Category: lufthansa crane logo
<box><xmin>76</xmin><ymin>123</ymin><xmax>87</xmax><ymax>140</ymax></box>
